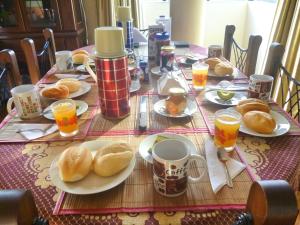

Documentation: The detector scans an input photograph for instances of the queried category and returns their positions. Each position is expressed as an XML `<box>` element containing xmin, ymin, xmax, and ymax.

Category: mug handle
<box><xmin>84</xmin><ymin>56</ymin><xmax>97</xmax><ymax>82</ymax></box>
<box><xmin>6</xmin><ymin>97</ymin><xmax>18</xmax><ymax>118</ymax></box>
<box><xmin>188</xmin><ymin>154</ymin><xmax>207</xmax><ymax>183</ymax></box>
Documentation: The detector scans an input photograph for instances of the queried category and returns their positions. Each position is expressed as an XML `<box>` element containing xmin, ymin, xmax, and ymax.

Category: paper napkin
<box><xmin>55</xmin><ymin>74</ymin><xmax>90</xmax><ymax>80</ymax></box>
<box><xmin>205</xmin><ymin>138</ymin><xmax>246</xmax><ymax>193</ymax></box>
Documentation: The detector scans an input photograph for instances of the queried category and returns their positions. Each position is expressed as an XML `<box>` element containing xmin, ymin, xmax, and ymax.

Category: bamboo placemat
<box><xmin>87</xmin><ymin>94</ymin><xmax>209</xmax><ymax>136</ymax></box>
<box><xmin>198</xmin><ymin>102</ymin><xmax>300</xmax><ymax>136</ymax></box>
<box><xmin>53</xmin><ymin>134</ymin><xmax>253</xmax><ymax>215</ymax></box>
<box><xmin>0</xmin><ymin>106</ymin><xmax>97</xmax><ymax>143</ymax></box>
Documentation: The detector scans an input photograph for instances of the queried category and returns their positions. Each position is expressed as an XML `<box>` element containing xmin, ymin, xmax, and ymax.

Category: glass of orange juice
<box><xmin>51</xmin><ymin>99</ymin><xmax>79</xmax><ymax>137</ymax></box>
<box><xmin>192</xmin><ymin>62</ymin><xmax>209</xmax><ymax>90</ymax></box>
<box><xmin>214</xmin><ymin>109</ymin><xmax>241</xmax><ymax>152</ymax></box>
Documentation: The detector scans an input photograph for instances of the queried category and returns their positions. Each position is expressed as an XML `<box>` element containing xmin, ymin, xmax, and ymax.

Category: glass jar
<box><xmin>165</xmin><ymin>87</ymin><xmax>187</xmax><ymax>115</ymax></box>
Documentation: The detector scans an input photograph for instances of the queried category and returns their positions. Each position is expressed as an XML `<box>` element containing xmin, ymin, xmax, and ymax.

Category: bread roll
<box><xmin>72</xmin><ymin>49</ymin><xmax>89</xmax><ymax>56</ymax></box>
<box><xmin>243</xmin><ymin>111</ymin><xmax>276</xmax><ymax>134</ymax></box>
<box><xmin>58</xmin><ymin>146</ymin><xmax>93</xmax><ymax>182</ymax></box>
<box><xmin>93</xmin><ymin>143</ymin><xmax>133</xmax><ymax>177</ymax></box>
<box><xmin>41</xmin><ymin>84</ymin><xmax>69</xmax><ymax>99</ymax></box>
<box><xmin>214</xmin><ymin>62</ymin><xmax>234</xmax><ymax>76</ymax></box>
<box><xmin>237</xmin><ymin>98</ymin><xmax>270</xmax><ymax>115</ymax></box>
<box><xmin>56</xmin><ymin>78</ymin><xmax>81</xmax><ymax>93</ymax></box>
<box><xmin>204</xmin><ymin>57</ymin><xmax>222</xmax><ymax>70</ymax></box>
<box><xmin>72</xmin><ymin>54</ymin><xmax>88</xmax><ymax>64</ymax></box>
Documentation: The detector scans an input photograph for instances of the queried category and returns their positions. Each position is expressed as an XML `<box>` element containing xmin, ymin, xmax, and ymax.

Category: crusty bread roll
<box><xmin>93</xmin><ymin>143</ymin><xmax>133</xmax><ymax>177</ymax></box>
<box><xmin>58</xmin><ymin>146</ymin><xmax>93</xmax><ymax>182</ymax></box>
<box><xmin>72</xmin><ymin>49</ymin><xmax>89</xmax><ymax>56</ymax></box>
<box><xmin>237</xmin><ymin>98</ymin><xmax>270</xmax><ymax>115</ymax></box>
<box><xmin>204</xmin><ymin>57</ymin><xmax>222</xmax><ymax>70</ymax></box>
<box><xmin>41</xmin><ymin>84</ymin><xmax>69</xmax><ymax>99</ymax></box>
<box><xmin>72</xmin><ymin>54</ymin><xmax>88</xmax><ymax>64</ymax></box>
<box><xmin>214</xmin><ymin>62</ymin><xmax>234</xmax><ymax>76</ymax></box>
<box><xmin>243</xmin><ymin>111</ymin><xmax>276</xmax><ymax>134</ymax></box>
<box><xmin>56</xmin><ymin>78</ymin><xmax>81</xmax><ymax>93</ymax></box>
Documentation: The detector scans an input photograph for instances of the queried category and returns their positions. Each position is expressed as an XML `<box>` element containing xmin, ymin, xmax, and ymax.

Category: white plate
<box><xmin>239</xmin><ymin>110</ymin><xmax>291</xmax><ymax>137</ymax></box>
<box><xmin>40</xmin><ymin>81</ymin><xmax>91</xmax><ymax>100</ymax></box>
<box><xmin>207</xmin><ymin>68</ymin><xmax>238</xmax><ymax>78</ymax></box>
<box><xmin>139</xmin><ymin>133</ymin><xmax>199</xmax><ymax>164</ymax></box>
<box><xmin>153</xmin><ymin>98</ymin><xmax>197</xmax><ymax>118</ymax></box>
<box><xmin>130</xmin><ymin>79</ymin><xmax>141</xmax><ymax>93</ymax></box>
<box><xmin>43</xmin><ymin>100</ymin><xmax>88</xmax><ymax>120</ymax></box>
<box><xmin>205</xmin><ymin>90</ymin><xmax>247</xmax><ymax>106</ymax></box>
<box><xmin>49</xmin><ymin>140</ymin><xmax>136</xmax><ymax>195</ymax></box>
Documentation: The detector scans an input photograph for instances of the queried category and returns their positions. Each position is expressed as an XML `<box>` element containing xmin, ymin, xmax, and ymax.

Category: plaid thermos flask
<box><xmin>94</xmin><ymin>27</ymin><xmax>130</xmax><ymax>119</ymax></box>
<box><xmin>117</xmin><ymin>6</ymin><xmax>134</xmax><ymax>49</ymax></box>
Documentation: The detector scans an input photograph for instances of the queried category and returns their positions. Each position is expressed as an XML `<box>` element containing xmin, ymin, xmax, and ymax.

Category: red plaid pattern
<box><xmin>95</xmin><ymin>56</ymin><xmax>130</xmax><ymax>118</ymax></box>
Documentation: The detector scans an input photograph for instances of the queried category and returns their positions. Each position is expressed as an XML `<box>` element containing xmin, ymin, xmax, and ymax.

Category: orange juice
<box><xmin>51</xmin><ymin>99</ymin><xmax>79</xmax><ymax>137</ymax></box>
<box><xmin>214</xmin><ymin>110</ymin><xmax>241</xmax><ymax>151</ymax></box>
<box><xmin>192</xmin><ymin>62</ymin><xmax>209</xmax><ymax>90</ymax></box>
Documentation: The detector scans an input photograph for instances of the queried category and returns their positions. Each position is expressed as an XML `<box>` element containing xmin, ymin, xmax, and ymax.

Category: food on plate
<box><xmin>41</xmin><ymin>84</ymin><xmax>69</xmax><ymax>99</ymax></box>
<box><xmin>148</xmin><ymin>135</ymin><xmax>169</xmax><ymax>154</ymax></box>
<box><xmin>217</xmin><ymin>90</ymin><xmax>235</xmax><ymax>101</ymax></box>
<box><xmin>236</xmin><ymin>98</ymin><xmax>270</xmax><ymax>115</ymax></box>
<box><xmin>57</xmin><ymin>146</ymin><xmax>93</xmax><ymax>182</ymax></box>
<box><xmin>214</xmin><ymin>62</ymin><xmax>234</xmax><ymax>76</ymax></box>
<box><xmin>165</xmin><ymin>87</ymin><xmax>187</xmax><ymax>115</ymax></box>
<box><xmin>72</xmin><ymin>49</ymin><xmax>89</xmax><ymax>64</ymax></box>
<box><xmin>56</xmin><ymin>78</ymin><xmax>81</xmax><ymax>93</ymax></box>
<box><xmin>204</xmin><ymin>57</ymin><xmax>222</xmax><ymax>70</ymax></box>
<box><xmin>243</xmin><ymin>111</ymin><xmax>276</xmax><ymax>134</ymax></box>
<box><xmin>93</xmin><ymin>143</ymin><xmax>133</xmax><ymax>177</ymax></box>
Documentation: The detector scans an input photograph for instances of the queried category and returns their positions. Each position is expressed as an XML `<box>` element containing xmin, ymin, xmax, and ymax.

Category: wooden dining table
<box><xmin>1</xmin><ymin>44</ymin><xmax>300</xmax><ymax>225</ymax></box>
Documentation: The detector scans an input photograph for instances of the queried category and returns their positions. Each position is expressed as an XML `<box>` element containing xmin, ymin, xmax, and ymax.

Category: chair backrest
<box><xmin>21</xmin><ymin>28</ymin><xmax>56</xmax><ymax>84</ymax></box>
<box><xmin>0</xmin><ymin>49</ymin><xmax>22</xmax><ymax>120</ymax></box>
<box><xmin>264</xmin><ymin>42</ymin><xmax>300</xmax><ymax>122</ymax></box>
<box><xmin>223</xmin><ymin>25</ymin><xmax>262</xmax><ymax>77</ymax></box>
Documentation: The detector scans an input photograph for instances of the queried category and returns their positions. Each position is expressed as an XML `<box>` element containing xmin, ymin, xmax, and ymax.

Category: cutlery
<box><xmin>217</xmin><ymin>149</ymin><xmax>233</xmax><ymax>188</ymax></box>
<box><xmin>138</xmin><ymin>96</ymin><xmax>148</xmax><ymax>131</ymax></box>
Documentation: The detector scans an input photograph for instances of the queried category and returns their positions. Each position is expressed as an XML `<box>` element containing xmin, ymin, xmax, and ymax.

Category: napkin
<box><xmin>205</xmin><ymin>138</ymin><xmax>246</xmax><ymax>193</ymax></box>
<box><xmin>0</xmin><ymin>123</ymin><xmax>58</xmax><ymax>141</ymax></box>
<box><xmin>54</xmin><ymin>73</ymin><xmax>90</xmax><ymax>80</ymax></box>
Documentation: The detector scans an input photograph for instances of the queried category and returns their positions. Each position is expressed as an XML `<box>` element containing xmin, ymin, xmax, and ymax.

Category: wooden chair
<box><xmin>264</xmin><ymin>42</ymin><xmax>300</xmax><ymax>122</ymax></box>
<box><xmin>0</xmin><ymin>49</ymin><xmax>22</xmax><ymax>121</ymax></box>
<box><xmin>21</xmin><ymin>28</ymin><xmax>56</xmax><ymax>84</ymax></box>
<box><xmin>223</xmin><ymin>25</ymin><xmax>262</xmax><ymax>77</ymax></box>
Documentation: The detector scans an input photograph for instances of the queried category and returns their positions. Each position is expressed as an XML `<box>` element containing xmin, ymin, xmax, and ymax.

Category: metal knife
<box><xmin>138</xmin><ymin>96</ymin><xmax>148</xmax><ymax>131</ymax></box>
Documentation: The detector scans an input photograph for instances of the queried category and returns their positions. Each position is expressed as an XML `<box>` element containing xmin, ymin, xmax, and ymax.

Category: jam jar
<box><xmin>165</xmin><ymin>87</ymin><xmax>187</xmax><ymax>115</ymax></box>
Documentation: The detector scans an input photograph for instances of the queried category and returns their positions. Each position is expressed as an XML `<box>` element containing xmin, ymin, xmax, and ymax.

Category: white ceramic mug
<box><xmin>55</xmin><ymin>51</ymin><xmax>73</xmax><ymax>72</ymax></box>
<box><xmin>7</xmin><ymin>84</ymin><xmax>42</xmax><ymax>119</ymax></box>
<box><xmin>152</xmin><ymin>139</ymin><xmax>206</xmax><ymax>197</ymax></box>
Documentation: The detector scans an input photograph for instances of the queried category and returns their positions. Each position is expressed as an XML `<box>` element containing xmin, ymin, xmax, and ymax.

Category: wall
<box><xmin>245</xmin><ymin>1</ymin><xmax>277</xmax><ymax>73</ymax></box>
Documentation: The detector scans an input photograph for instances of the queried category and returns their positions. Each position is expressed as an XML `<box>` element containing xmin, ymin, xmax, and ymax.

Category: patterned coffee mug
<box><xmin>152</xmin><ymin>139</ymin><xmax>206</xmax><ymax>197</ymax></box>
<box><xmin>248</xmin><ymin>74</ymin><xmax>274</xmax><ymax>100</ymax></box>
<box><xmin>7</xmin><ymin>84</ymin><xmax>42</xmax><ymax>119</ymax></box>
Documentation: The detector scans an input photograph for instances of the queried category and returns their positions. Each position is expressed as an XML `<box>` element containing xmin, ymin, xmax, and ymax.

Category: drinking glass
<box><xmin>51</xmin><ymin>99</ymin><xmax>79</xmax><ymax>137</ymax></box>
<box><xmin>214</xmin><ymin>109</ymin><xmax>241</xmax><ymax>152</ymax></box>
<box><xmin>192</xmin><ymin>62</ymin><xmax>209</xmax><ymax>90</ymax></box>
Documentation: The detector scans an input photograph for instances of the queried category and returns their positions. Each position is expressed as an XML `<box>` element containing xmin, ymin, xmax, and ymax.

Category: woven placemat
<box><xmin>0</xmin><ymin>106</ymin><xmax>97</xmax><ymax>143</ymax></box>
<box><xmin>53</xmin><ymin>134</ymin><xmax>253</xmax><ymax>215</ymax></box>
<box><xmin>197</xmin><ymin>102</ymin><xmax>300</xmax><ymax>136</ymax></box>
<box><xmin>88</xmin><ymin>94</ymin><xmax>209</xmax><ymax>136</ymax></box>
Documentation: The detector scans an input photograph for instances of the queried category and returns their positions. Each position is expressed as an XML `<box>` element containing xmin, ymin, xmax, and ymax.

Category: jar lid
<box><xmin>155</xmin><ymin>32</ymin><xmax>170</xmax><ymax>40</ymax></box>
<box><xmin>168</xmin><ymin>87</ymin><xmax>186</xmax><ymax>96</ymax></box>
<box><xmin>161</xmin><ymin>45</ymin><xmax>175</xmax><ymax>52</ymax></box>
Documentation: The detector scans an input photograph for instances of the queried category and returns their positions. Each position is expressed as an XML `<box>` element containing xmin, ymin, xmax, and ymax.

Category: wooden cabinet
<box><xmin>0</xmin><ymin>0</ymin><xmax>87</xmax><ymax>70</ymax></box>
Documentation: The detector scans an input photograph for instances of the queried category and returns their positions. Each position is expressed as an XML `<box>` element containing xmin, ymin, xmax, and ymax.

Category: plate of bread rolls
<box><xmin>40</xmin><ymin>78</ymin><xmax>91</xmax><ymax>100</ymax></box>
<box><xmin>235</xmin><ymin>98</ymin><xmax>290</xmax><ymax>137</ymax></box>
<box><xmin>204</xmin><ymin>58</ymin><xmax>238</xmax><ymax>78</ymax></box>
<box><xmin>49</xmin><ymin>141</ymin><xmax>135</xmax><ymax>195</ymax></box>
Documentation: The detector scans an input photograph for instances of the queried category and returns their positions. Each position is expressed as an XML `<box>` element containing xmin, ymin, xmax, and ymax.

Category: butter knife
<box><xmin>138</xmin><ymin>96</ymin><xmax>148</xmax><ymax>131</ymax></box>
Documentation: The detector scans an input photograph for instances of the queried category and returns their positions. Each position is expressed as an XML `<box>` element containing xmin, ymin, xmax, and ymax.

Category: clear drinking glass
<box><xmin>51</xmin><ymin>99</ymin><xmax>79</xmax><ymax>137</ymax></box>
<box><xmin>214</xmin><ymin>109</ymin><xmax>241</xmax><ymax>152</ymax></box>
<box><xmin>192</xmin><ymin>62</ymin><xmax>209</xmax><ymax>90</ymax></box>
